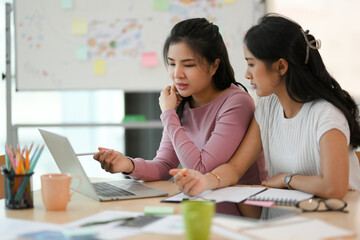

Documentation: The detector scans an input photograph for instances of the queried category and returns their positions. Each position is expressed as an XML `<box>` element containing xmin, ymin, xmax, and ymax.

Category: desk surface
<box><xmin>1</xmin><ymin>181</ymin><xmax>359</xmax><ymax>240</ymax></box>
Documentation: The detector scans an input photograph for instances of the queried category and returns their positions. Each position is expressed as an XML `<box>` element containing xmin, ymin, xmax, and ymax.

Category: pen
<box><xmin>76</xmin><ymin>152</ymin><xmax>97</xmax><ymax>156</ymax></box>
<box><xmin>80</xmin><ymin>217</ymin><xmax>135</xmax><ymax>227</ymax></box>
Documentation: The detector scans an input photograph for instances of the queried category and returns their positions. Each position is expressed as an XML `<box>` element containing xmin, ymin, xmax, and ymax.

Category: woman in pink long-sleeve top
<box><xmin>93</xmin><ymin>18</ymin><xmax>268</xmax><ymax>184</ymax></box>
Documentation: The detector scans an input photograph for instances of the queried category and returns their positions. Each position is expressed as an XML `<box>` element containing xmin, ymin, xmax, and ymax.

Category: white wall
<box><xmin>267</xmin><ymin>0</ymin><xmax>360</xmax><ymax>100</ymax></box>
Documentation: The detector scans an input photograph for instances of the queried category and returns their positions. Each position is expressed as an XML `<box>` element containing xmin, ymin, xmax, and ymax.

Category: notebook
<box><xmin>161</xmin><ymin>186</ymin><xmax>267</xmax><ymax>203</ymax></box>
<box><xmin>247</xmin><ymin>188</ymin><xmax>313</xmax><ymax>206</ymax></box>
<box><xmin>39</xmin><ymin>129</ymin><xmax>168</xmax><ymax>201</ymax></box>
<box><xmin>162</xmin><ymin>186</ymin><xmax>313</xmax><ymax>206</ymax></box>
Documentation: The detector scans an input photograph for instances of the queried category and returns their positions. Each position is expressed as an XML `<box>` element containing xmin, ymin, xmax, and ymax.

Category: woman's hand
<box><xmin>159</xmin><ymin>85</ymin><xmax>182</xmax><ymax>112</ymax></box>
<box><xmin>93</xmin><ymin>147</ymin><xmax>134</xmax><ymax>174</ymax></box>
<box><xmin>261</xmin><ymin>173</ymin><xmax>287</xmax><ymax>188</ymax></box>
<box><xmin>169</xmin><ymin>169</ymin><xmax>209</xmax><ymax>196</ymax></box>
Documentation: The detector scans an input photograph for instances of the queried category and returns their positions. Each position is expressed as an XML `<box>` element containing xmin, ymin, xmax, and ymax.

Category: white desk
<box><xmin>1</xmin><ymin>181</ymin><xmax>359</xmax><ymax>240</ymax></box>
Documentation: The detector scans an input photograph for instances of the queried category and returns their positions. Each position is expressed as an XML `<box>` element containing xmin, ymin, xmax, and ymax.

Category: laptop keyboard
<box><xmin>93</xmin><ymin>182</ymin><xmax>135</xmax><ymax>197</ymax></box>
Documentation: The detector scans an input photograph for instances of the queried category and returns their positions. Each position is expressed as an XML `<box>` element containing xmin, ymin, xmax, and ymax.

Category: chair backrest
<box><xmin>356</xmin><ymin>151</ymin><xmax>360</xmax><ymax>165</ymax></box>
<box><xmin>0</xmin><ymin>155</ymin><xmax>5</xmax><ymax>199</ymax></box>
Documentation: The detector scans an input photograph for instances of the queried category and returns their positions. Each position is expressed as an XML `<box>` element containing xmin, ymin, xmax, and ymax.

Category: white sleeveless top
<box><xmin>255</xmin><ymin>94</ymin><xmax>360</xmax><ymax>191</ymax></box>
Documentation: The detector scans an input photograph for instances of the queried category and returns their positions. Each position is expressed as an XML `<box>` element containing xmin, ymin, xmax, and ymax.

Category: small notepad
<box><xmin>247</xmin><ymin>188</ymin><xmax>313</xmax><ymax>206</ymax></box>
<box><xmin>144</xmin><ymin>206</ymin><xmax>174</xmax><ymax>216</ymax></box>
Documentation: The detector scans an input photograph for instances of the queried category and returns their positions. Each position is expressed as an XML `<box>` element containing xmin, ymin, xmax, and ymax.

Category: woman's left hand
<box><xmin>159</xmin><ymin>85</ymin><xmax>182</xmax><ymax>112</ymax></box>
<box><xmin>261</xmin><ymin>173</ymin><xmax>287</xmax><ymax>188</ymax></box>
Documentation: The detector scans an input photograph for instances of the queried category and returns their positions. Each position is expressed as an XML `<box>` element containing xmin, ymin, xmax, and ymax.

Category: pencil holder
<box><xmin>1</xmin><ymin>168</ymin><xmax>34</xmax><ymax>209</ymax></box>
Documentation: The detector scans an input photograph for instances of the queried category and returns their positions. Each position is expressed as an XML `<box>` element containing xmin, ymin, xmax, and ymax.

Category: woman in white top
<box><xmin>170</xmin><ymin>13</ymin><xmax>360</xmax><ymax>199</ymax></box>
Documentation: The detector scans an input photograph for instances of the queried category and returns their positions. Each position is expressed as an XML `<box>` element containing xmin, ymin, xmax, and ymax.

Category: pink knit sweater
<box><xmin>129</xmin><ymin>84</ymin><xmax>268</xmax><ymax>184</ymax></box>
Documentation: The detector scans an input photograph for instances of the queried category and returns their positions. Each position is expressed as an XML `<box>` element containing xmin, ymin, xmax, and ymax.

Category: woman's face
<box><xmin>167</xmin><ymin>42</ymin><xmax>218</xmax><ymax>99</ymax></box>
<box><xmin>243</xmin><ymin>44</ymin><xmax>281</xmax><ymax>97</ymax></box>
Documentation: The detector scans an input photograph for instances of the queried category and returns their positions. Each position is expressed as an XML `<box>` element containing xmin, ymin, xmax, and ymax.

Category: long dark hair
<box><xmin>163</xmin><ymin>18</ymin><xmax>247</xmax><ymax>121</ymax></box>
<box><xmin>244</xmin><ymin>13</ymin><xmax>360</xmax><ymax>148</ymax></box>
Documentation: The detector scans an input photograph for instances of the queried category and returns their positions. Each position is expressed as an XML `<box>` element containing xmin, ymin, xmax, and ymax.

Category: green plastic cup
<box><xmin>181</xmin><ymin>200</ymin><xmax>215</xmax><ymax>240</ymax></box>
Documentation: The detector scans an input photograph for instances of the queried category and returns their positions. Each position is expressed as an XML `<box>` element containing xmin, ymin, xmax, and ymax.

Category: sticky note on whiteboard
<box><xmin>153</xmin><ymin>0</ymin><xmax>170</xmax><ymax>11</ymax></box>
<box><xmin>141</xmin><ymin>52</ymin><xmax>158</xmax><ymax>67</ymax></box>
<box><xmin>94</xmin><ymin>59</ymin><xmax>106</xmax><ymax>75</ymax></box>
<box><xmin>61</xmin><ymin>0</ymin><xmax>73</xmax><ymax>9</ymax></box>
<box><xmin>76</xmin><ymin>44</ymin><xmax>88</xmax><ymax>60</ymax></box>
<box><xmin>72</xmin><ymin>18</ymin><xmax>88</xmax><ymax>35</ymax></box>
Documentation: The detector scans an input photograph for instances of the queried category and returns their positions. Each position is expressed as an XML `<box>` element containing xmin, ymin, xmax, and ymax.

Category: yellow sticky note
<box><xmin>72</xmin><ymin>18</ymin><xmax>88</xmax><ymax>35</ymax></box>
<box><xmin>94</xmin><ymin>59</ymin><xmax>106</xmax><ymax>75</ymax></box>
<box><xmin>141</xmin><ymin>52</ymin><xmax>158</xmax><ymax>67</ymax></box>
<box><xmin>224</xmin><ymin>0</ymin><xmax>235</xmax><ymax>4</ymax></box>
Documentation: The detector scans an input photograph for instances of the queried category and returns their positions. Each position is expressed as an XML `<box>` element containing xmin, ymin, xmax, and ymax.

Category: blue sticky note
<box><xmin>61</xmin><ymin>0</ymin><xmax>73</xmax><ymax>10</ymax></box>
<box><xmin>76</xmin><ymin>43</ymin><xmax>88</xmax><ymax>60</ymax></box>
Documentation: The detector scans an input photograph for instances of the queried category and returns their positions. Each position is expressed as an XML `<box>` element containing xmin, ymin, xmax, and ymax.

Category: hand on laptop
<box><xmin>93</xmin><ymin>147</ymin><xmax>134</xmax><ymax>174</ymax></box>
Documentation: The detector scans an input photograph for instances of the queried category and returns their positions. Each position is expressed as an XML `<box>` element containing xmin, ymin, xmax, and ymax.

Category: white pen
<box><xmin>76</xmin><ymin>152</ymin><xmax>97</xmax><ymax>156</ymax></box>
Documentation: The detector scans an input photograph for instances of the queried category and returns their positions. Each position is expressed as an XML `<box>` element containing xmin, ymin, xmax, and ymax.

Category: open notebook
<box><xmin>162</xmin><ymin>186</ymin><xmax>313</xmax><ymax>206</ymax></box>
<box><xmin>246</xmin><ymin>188</ymin><xmax>313</xmax><ymax>206</ymax></box>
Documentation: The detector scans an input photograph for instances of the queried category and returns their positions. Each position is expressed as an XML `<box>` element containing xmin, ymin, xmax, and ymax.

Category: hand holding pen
<box><xmin>169</xmin><ymin>168</ymin><xmax>210</xmax><ymax>197</ymax></box>
<box><xmin>93</xmin><ymin>147</ymin><xmax>134</xmax><ymax>174</ymax></box>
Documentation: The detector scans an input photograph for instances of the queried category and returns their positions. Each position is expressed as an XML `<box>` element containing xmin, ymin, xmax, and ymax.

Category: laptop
<box><xmin>39</xmin><ymin>129</ymin><xmax>168</xmax><ymax>201</ymax></box>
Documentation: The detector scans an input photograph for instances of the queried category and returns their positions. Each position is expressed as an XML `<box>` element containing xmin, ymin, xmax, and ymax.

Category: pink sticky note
<box><xmin>244</xmin><ymin>200</ymin><xmax>275</xmax><ymax>207</ymax></box>
<box><xmin>141</xmin><ymin>52</ymin><xmax>158</xmax><ymax>67</ymax></box>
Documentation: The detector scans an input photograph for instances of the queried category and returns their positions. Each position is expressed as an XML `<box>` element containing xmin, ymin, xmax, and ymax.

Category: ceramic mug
<box><xmin>41</xmin><ymin>173</ymin><xmax>81</xmax><ymax>211</ymax></box>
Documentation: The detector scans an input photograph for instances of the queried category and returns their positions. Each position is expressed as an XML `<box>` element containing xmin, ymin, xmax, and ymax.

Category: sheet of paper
<box><xmin>213</xmin><ymin>215</ymin><xmax>260</xmax><ymax>231</ymax></box>
<box><xmin>213</xmin><ymin>214</ymin><xmax>308</xmax><ymax>233</ymax></box>
<box><xmin>142</xmin><ymin>214</ymin><xmax>183</xmax><ymax>235</ymax></box>
<box><xmin>204</xmin><ymin>186</ymin><xmax>266</xmax><ymax>203</ymax></box>
<box><xmin>162</xmin><ymin>190</ymin><xmax>212</xmax><ymax>202</ymax></box>
<box><xmin>63</xmin><ymin>210</ymin><xmax>143</xmax><ymax>228</ymax></box>
<box><xmin>211</xmin><ymin>225</ymin><xmax>254</xmax><ymax>240</ymax></box>
<box><xmin>0</xmin><ymin>218</ymin><xmax>62</xmax><ymax>240</ymax></box>
<box><xmin>143</xmin><ymin>214</ymin><xmax>259</xmax><ymax>239</ymax></box>
<box><xmin>162</xmin><ymin>186</ymin><xmax>266</xmax><ymax>203</ymax></box>
<box><xmin>243</xmin><ymin>217</ymin><xmax>355</xmax><ymax>240</ymax></box>
<box><xmin>63</xmin><ymin>210</ymin><xmax>143</xmax><ymax>240</ymax></box>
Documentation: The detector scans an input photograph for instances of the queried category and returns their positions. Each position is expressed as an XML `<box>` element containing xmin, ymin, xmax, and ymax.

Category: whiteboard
<box><xmin>14</xmin><ymin>0</ymin><xmax>265</xmax><ymax>91</ymax></box>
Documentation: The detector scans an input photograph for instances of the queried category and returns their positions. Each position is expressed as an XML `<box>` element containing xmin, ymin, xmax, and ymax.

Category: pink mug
<box><xmin>41</xmin><ymin>173</ymin><xmax>81</xmax><ymax>211</ymax></box>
